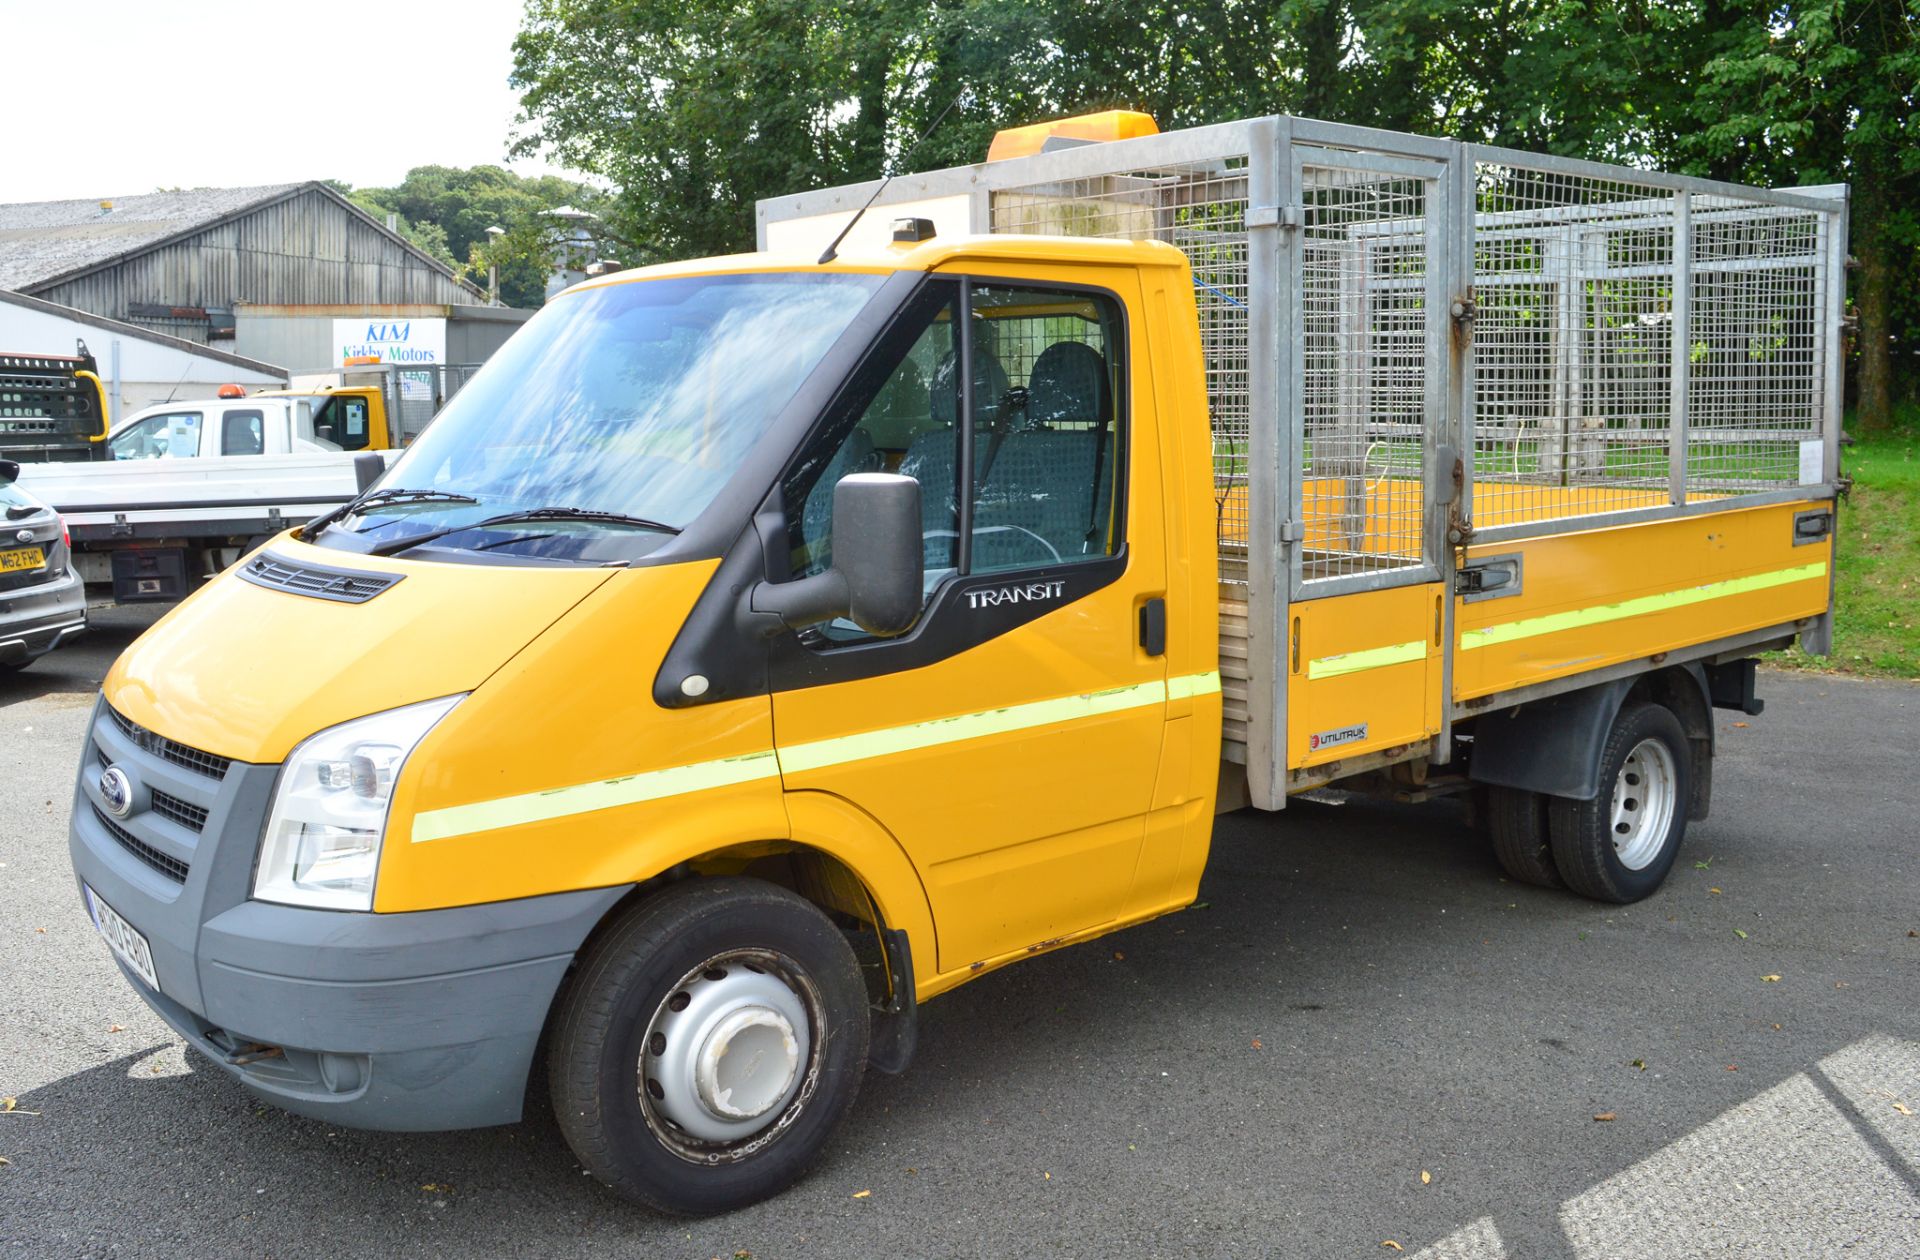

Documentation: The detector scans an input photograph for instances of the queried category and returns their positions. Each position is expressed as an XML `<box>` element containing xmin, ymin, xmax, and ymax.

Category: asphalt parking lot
<box><xmin>3</xmin><ymin>605</ymin><xmax>1917</xmax><ymax>1258</ymax></box>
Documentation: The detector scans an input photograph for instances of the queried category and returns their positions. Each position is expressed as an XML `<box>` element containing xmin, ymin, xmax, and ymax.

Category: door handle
<box><xmin>1138</xmin><ymin>598</ymin><xmax>1167</xmax><ymax>657</ymax></box>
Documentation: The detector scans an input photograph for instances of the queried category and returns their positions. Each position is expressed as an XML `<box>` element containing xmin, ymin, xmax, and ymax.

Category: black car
<box><xmin>0</xmin><ymin>459</ymin><xmax>87</xmax><ymax>672</ymax></box>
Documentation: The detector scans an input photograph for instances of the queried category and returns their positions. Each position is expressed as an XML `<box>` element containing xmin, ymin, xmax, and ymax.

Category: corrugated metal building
<box><xmin>0</xmin><ymin>183</ymin><xmax>482</xmax><ymax>343</ymax></box>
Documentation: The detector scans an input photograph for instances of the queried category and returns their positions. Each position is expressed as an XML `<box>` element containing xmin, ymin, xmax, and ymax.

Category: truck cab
<box><xmin>69</xmin><ymin>235</ymin><xmax>1217</xmax><ymax>1213</ymax></box>
<box><xmin>105</xmin><ymin>395</ymin><xmax>353</xmax><ymax>460</ymax></box>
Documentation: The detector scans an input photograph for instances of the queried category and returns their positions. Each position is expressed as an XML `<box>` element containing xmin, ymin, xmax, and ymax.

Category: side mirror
<box><xmin>352</xmin><ymin>451</ymin><xmax>384</xmax><ymax>493</ymax></box>
<box><xmin>746</xmin><ymin>473</ymin><xmax>924</xmax><ymax>638</ymax></box>
<box><xmin>0</xmin><ymin>459</ymin><xmax>18</xmax><ymax>484</ymax></box>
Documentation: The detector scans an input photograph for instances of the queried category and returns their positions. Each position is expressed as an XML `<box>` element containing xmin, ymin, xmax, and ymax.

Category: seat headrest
<box><xmin>929</xmin><ymin>348</ymin><xmax>1009</xmax><ymax>428</ymax></box>
<box><xmin>1026</xmin><ymin>341</ymin><xmax>1111</xmax><ymax>430</ymax></box>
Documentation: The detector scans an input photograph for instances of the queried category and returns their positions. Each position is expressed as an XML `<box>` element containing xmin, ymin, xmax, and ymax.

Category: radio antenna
<box><xmin>818</xmin><ymin>92</ymin><xmax>965</xmax><ymax>265</ymax></box>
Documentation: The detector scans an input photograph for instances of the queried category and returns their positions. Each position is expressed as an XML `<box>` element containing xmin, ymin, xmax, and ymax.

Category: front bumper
<box><xmin>0</xmin><ymin>564</ymin><xmax>86</xmax><ymax>665</ymax></box>
<box><xmin>69</xmin><ymin>697</ymin><xmax>631</xmax><ymax>1129</ymax></box>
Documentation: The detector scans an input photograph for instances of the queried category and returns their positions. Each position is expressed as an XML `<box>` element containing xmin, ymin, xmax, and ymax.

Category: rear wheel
<box><xmin>1549</xmin><ymin>702</ymin><xmax>1691</xmax><ymax>903</ymax></box>
<box><xmin>1486</xmin><ymin>785</ymin><xmax>1562</xmax><ymax>888</ymax></box>
<box><xmin>548</xmin><ymin>878</ymin><xmax>869</xmax><ymax>1215</ymax></box>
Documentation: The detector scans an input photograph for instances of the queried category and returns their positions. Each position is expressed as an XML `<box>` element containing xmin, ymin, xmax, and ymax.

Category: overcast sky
<box><xmin>3</xmin><ymin>0</ymin><xmax>591</xmax><ymax>203</ymax></box>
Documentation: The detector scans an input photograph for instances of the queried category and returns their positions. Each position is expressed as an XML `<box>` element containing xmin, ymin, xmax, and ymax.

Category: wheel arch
<box><xmin>1468</xmin><ymin>664</ymin><xmax>1712</xmax><ymax>810</ymax></box>
<box><xmin>563</xmin><ymin>792</ymin><xmax>936</xmax><ymax>1005</ymax></box>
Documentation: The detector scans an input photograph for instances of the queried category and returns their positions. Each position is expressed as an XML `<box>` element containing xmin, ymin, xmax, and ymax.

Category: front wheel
<box><xmin>548</xmin><ymin>878</ymin><xmax>869</xmax><ymax>1215</ymax></box>
<box><xmin>1548</xmin><ymin>702</ymin><xmax>1691</xmax><ymax>903</ymax></box>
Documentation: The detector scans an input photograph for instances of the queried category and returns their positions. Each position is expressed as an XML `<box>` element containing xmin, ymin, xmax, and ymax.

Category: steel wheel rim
<box><xmin>1610</xmin><ymin>737</ymin><xmax>1678</xmax><ymax>870</ymax></box>
<box><xmin>637</xmin><ymin>947</ymin><xmax>824</xmax><ymax>1165</ymax></box>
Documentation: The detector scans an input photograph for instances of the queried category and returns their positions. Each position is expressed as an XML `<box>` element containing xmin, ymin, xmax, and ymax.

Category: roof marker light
<box><xmin>890</xmin><ymin>218</ymin><xmax>936</xmax><ymax>244</ymax></box>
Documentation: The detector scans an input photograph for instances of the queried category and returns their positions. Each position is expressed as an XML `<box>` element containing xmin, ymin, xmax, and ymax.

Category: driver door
<box><xmin>769</xmin><ymin>273</ymin><xmax>1169</xmax><ymax>975</ymax></box>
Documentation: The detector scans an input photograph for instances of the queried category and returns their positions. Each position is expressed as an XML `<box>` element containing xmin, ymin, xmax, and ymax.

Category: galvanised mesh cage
<box><xmin>1686</xmin><ymin>199</ymin><xmax>1825</xmax><ymax>492</ymax></box>
<box><xmin>1469</xmin><ymin>164</ymin><xmax>1681</xmax><ymax>528</ymax></box>
<box><xmin>1296</xmin><ymin>160</ymin><xmax>1430</xmax><ymax>582</ymax></box>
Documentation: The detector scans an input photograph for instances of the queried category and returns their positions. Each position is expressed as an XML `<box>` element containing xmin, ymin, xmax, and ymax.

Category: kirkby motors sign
<box><xmin>332</xmin><ymin>317</ymin><xmax>447</xmax><ymax>367</ymax></box>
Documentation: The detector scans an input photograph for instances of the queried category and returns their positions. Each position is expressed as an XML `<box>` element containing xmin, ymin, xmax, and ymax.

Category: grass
<box><xmin>1767</xmin><ymin>411</ymin><xmax>1920</xmax><ymax>680</ymax></box>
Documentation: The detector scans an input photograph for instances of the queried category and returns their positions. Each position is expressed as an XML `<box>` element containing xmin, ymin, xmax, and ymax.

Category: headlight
<box><xmin>254</xmin><ymin>695</ymin><xmax>464</xmax><ymax>911</ymax></box>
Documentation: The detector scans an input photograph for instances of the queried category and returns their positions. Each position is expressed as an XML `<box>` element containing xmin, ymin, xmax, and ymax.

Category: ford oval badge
<box><xmin>100</xmin><ymin>766</ymin><xmax>133</xmax><ymax>818</ymax></box>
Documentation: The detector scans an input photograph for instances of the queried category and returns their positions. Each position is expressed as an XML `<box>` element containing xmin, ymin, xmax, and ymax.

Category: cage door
<box><xmin>1288</xmin><ymin>147</ymin><xmax>1448</xmax><ymax>598</ymax></box>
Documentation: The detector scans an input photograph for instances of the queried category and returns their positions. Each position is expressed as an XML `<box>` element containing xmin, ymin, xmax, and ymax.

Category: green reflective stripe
<box><xmin>1306</xmin><ymin>639</ymin><xmax>1427</xmax><ymax>680</ymax></box>
<box><xmin>408</xmin><ymin>671</ymin><xmax>1218</xmax><ymax>844</ymax></box>
<box><xmin>778</xmin><ymin>677</ymin><xmax>1169</xmax><ymax>775</ymax></box>
<box><xmin>410</xmin><ymin>751</ymin><xmax>780</xmax><ymax>844</ymax></box>
<box><xmin>1460</xmin><ymin>561</ymin><xmax>1828</xmax><ymax>652</ymax></box>
<box><xmin>1168</xmin><ymin>670</ymin><xmax>1222</xmax><ymax>700</ymax></box>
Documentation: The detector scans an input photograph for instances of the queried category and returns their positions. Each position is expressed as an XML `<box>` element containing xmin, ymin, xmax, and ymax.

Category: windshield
<box><xmin>317</xmin><ymin>271</ymin><xmax>885</xmax><ymax>563</ymax></box>
<box><xmin>110</xmin><ymin>410</ymin><xmax>204</xmax><ymax>460</ymax></box>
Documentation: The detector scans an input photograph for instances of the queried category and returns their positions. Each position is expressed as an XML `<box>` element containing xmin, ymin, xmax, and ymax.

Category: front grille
<box><xmin>237</xmin><ymin>552</ymin><xmax>403</xmax><ymax>604</ymax></box>
<box><xmin>106</xmin><ymin>707</ymin><xmax>231</xmax><ymax>780</ymax></box>
<box><xmin>93</xmin><ymin>805</ymin><xmax>189</xmax><ymax>883</ymax></box>
<box><xmin>150</xmin><ymin>789</ymin><xmax>208</xmax><ymax>832</ymax></box>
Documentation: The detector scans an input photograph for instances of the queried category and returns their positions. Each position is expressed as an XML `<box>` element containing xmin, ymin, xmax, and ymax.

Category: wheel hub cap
<box><xmin>643</xmin><ymin>956</ymin><xmax>811</xmax><ymax>1144</ymax></box>
<box><xmin>1610</xmin><ymin>737</ymin><xmax>1678</xmax><ymax>871</ymax></box>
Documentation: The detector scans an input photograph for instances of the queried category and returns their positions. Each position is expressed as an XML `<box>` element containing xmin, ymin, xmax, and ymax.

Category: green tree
<box><xmin>1680</xmin><ymin>1</ymin><xmax>1918</xmax><ymax>429</ymax></box>
<box><xmin>342</xmin><ymin>165</ymin><xmax>610</xmax><ymax>308</ymax></box>
<box><xmin>510</xmin><ymin>0</ymin><xmax>1914</xmax><ymax>407</ymax></box>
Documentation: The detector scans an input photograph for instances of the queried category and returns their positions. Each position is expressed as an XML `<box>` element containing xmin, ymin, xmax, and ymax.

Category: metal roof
<box><xmin>0</xmin><ymin>182</ymin><xmax>473</xmax><ymax>295</ymax></box>
<box><xmin>0</xmin><ymin>287</ymin><xmax>287</xmax><ymax>377</ymax></box>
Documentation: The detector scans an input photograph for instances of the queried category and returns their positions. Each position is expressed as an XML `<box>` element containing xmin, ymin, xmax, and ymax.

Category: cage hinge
<box><xmin>1280</xmin><ymin>520</ymin><xmax>1305</xmax><ymax>543</ymax></box>
<box><xmin>1450</xmin><ymin>295</ymin><xmax>1476</xmax><ymax>324</ymax></box>
<box><xmin>1247</xmin><ymin>205</ymin><xmax>1301</xmax><ymax>231</ymax></box>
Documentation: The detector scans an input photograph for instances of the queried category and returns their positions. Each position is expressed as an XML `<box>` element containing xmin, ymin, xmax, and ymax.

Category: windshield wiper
<box><xmin>364</xmin><ymin>506</ymin><xmax>681</xmax><ymax>557</ymax></box>
<box><xmin>300</xmin><ymin>488</ymin><xmax>480</xmax><ymax>541</ymax></box>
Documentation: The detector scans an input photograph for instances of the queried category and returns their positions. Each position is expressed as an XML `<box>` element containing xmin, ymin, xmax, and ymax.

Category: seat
<box><xmin>900</xmin><ymin>348</ymin><xmax>1008</xmax><ymax>570</ymax></box>
<box><xmin>222</xmin><ymin>412</ymin><xmax>264</xmax><ymax>456</ymax></box>
<box><xmin>1024</xmin><ymin>340</ymin><xmax>1112</xmax><ymax>431</ymax></box>
<box><xmin>974</xmin><ymin>431</ymin><xmax>1101</xmax><ymax>568</ymax></box>
<box><xmin>971</xmin><ymin>341</ymin><xmax>1116</xmax><ymax>567</ymax></box>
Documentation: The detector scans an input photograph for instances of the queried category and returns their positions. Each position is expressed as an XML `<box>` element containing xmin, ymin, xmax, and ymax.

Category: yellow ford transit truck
<box><xmin>69</xmin><ymin>113</ymin><xmax>1848</xmax><ymax>1214</ymax></box>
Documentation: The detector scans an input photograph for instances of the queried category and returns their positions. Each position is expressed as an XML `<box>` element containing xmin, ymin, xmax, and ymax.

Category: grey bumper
<box><xmin>0</xmin><ymin>564</ymin><xmax>86</xmax><ymax>665</ymax></box>
<box><xmin>68</xmin><ymin>696</ymin><xmax>632</xmax><ymax>1130</ymax></box>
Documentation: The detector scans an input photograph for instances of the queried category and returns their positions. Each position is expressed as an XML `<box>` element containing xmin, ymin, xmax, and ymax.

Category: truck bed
<box><xmin>15</xmin><ymin>452</ymin><xmax>390</xmax><ymax>542</ymax></box>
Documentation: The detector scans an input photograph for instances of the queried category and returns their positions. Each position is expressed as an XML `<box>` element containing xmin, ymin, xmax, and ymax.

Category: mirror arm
<box><xmin>739</xmin><ymin>570</ymin><xmax>850</xmax><ymax>637</ymax></box>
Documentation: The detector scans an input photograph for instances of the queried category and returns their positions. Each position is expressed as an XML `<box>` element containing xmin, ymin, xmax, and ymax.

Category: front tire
<box><xmin>1548</xmin><ymin>702</ymin><xmax>1691</xmax><ymax>903</ymax></box>
<box><xmin>548</xmin><ymin>878</ymin><xmax>869</xmax><ymax>1215</ymax></box>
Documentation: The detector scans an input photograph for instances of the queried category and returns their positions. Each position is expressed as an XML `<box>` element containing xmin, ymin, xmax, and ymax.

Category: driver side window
<box><xmin>783</xmin><ymin>278</ymin><xmax>1126</xmax><ymax>637</ymax></box>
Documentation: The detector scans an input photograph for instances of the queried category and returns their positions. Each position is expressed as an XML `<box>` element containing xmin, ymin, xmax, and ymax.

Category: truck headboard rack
<box><xmin>0</xmin><ymin>345</ymin><xmax>109</xmax><ymax>462</ymax></box>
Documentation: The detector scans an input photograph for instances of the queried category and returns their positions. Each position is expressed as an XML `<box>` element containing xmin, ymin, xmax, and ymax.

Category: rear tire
<box><xmin>548</xmin><ymin>877</ymin><xmax>869</xmax><ymax>1215</ymax></box>
<box><xmin>1548</xmin><ymin>702</ymin><xmax>1691</xmax><ymax>904</ymax></box>
<box><xmin>1487</xmin><ymin>786</ymin><xmax>1562</xmax><ymax>888</ymax></box>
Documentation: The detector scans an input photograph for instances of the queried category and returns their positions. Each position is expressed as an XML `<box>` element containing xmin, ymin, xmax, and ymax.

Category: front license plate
<box><xmin>0</xmin><ymin>545</ymin><xmax>45</xmax><ymax>572</ymax></box>
<box><xmin>84</xmin><ymin>885</ymin><xmax>159</xmax><ymax>991</ymax></box>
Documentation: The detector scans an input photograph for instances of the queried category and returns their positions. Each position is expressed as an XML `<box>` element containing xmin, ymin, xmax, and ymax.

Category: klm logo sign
<box><xmin>333</xmin><ymin>316</ymin><xmax>445</xmax><ymax>367</ymax></box>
